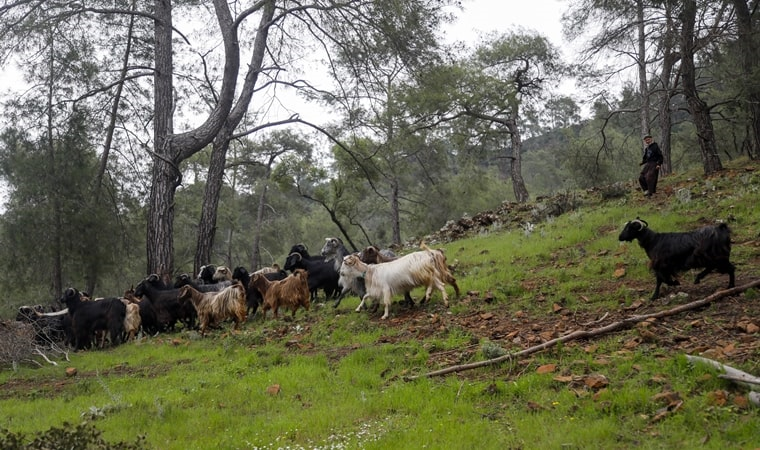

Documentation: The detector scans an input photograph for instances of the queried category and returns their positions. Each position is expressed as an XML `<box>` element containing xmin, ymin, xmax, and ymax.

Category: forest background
<box><xmin>0</xmin><ymin>0</ymin><xmax>758</xmax><ymax>314</ymax></box>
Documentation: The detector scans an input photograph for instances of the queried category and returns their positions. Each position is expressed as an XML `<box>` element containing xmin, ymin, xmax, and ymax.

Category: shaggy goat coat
<box><xmin>618</xmin><ymin>218</ymin><xmax>736</xmax><ymax>300</ymax></box>
<box><xmin>251</xmin><ymin>269</ymin><xmax>311</xmax><ymax>319</ymax></box>
<box><xmin>177</xmin><ymin>282</ymin><xmax>246</xmax><ymax>335</ymax></box>
<box><xmin>121</xmin><ymin>300</ymin><xmax>142</xmax><ymax>341</ymax></box>
<box><xmin>340</xmin><ymin>244</ymin><xmax>456</xmax><ymax>320</ymax></box>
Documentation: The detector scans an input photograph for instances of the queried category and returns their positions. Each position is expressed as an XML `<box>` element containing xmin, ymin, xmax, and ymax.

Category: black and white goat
<box><xmin>320</xmin><ymin>237</ymin><xmax>365</xmax><ymax>307</ymax></box>
<box><xmin>618</xmin><ymin>218</ymin><xmax>736</xmax><ymax>300</ymax></box>
<box><xmin>197</xmin><ymin>264</ymin><xmax>217</xmax><ymax>284</ymax></box>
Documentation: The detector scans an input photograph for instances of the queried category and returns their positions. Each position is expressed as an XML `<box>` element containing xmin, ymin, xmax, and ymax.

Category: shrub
<box><xmin>0</xmin><ymin>422</ymin><xmax>146</xmax><ymax>450</ymax></box>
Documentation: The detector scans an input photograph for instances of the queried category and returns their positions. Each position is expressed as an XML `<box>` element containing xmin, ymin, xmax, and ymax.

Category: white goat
<box><xmin>339</xmin><ymin>244</ymin><xmax>452</xmax><ymax>320</ymax></box>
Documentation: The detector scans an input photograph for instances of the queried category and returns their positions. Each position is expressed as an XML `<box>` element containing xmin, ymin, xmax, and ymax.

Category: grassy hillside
<box><xmin>1</xmin><ymin>157</ymin><xmax>759</xmax><ymax>449</ymax></box>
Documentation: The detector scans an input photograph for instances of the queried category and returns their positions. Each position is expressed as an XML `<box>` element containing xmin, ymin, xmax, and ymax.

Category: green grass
<box><xmin>2</xmin><ymin>158</ymin><xmax>760</xmax><ymax>449</ymax></box>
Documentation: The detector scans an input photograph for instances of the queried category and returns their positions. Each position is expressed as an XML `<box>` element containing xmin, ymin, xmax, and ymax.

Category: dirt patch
<box><xmin>401</xmin><ymin>278</ymin><xmax>759</xmax><ymax>375</ymax></box>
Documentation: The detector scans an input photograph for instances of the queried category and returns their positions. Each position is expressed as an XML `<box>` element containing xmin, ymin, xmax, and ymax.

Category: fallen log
<box><xmin>686</xmin><ymin>354</ymin><xmax>760</xmax><ymax>407</ymax></box>
<box><xmin>686</xmin><ymin>355</ymin><xmax>760</xmax><ymax>390</ymax></box>
<box><xmin>406</xmin><ymin>279</ymin><xmax>760</xmax><ymax>381</ymax></box>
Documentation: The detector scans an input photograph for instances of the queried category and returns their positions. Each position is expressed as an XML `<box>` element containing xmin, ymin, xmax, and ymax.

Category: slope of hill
<box><xmin>399</xmin><ymin>157</ymin><xmax>760</xmax><ymax>372</ymax></box>
<box><xmin>2</xmin><ymin>157</ymin><xmax>758</xmax><ymax>449</ymax></box>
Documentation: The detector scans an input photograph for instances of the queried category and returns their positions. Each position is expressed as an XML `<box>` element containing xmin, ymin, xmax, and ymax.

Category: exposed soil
<box><xmin>390</xmin><ymin>278</ymin><xmax>760</xmax><ymax>374</ymax></box>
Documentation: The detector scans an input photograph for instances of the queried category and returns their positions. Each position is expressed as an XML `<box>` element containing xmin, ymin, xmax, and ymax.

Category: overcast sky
<box><xmin>445</xmin><ymin>0</ymin><xmax>567</xmax><ymax>49</ymax></box>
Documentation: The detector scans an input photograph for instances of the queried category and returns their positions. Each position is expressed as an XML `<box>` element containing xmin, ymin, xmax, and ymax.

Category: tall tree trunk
<box><xmin>636</xmin><ymin>0</ymin><xmax>650</xmax><ymax>136</ymax></box>
<box><xmin>251</xmin><ymin>179</ymin><xmax>269</xmax><ymax>270</ymax></box>
<box><xmin>46</xmin><ymin>29</ymin><xmax>63</xmax><ymax>297</ymax></box>
<box><xmin>656</xmin><ymin>2</ymin><xmax>679</xmax><ymax>175</ymax></box>
<box><xmin>656</xmin><ymin>61</ymin><xmax>674</xmax><ymax>175</ymax></box>
<box><xmin>148</xmin><ymin>0</ymin><xmax>240</xmax><ymax>277</ymax></box>
<box><xmin>194</xmin><ymin>1</ymin><xmax>275</xmax><ymax>274</ymax></box>
<box><xmin>148</xmin><ymin>0</ymin><xmax>178</xmax><ymax>277</ymax></box>
<box><xmin>193</xmin><ymin>137</ymin><xmax>225</xmax><ymax>272</ymax></box>
<box><xmin>732</xmin><ymin>0</ymin><xmax>760</xmax><ymax>160</ymax></box>
<box><xmin>391</xmin><ymin>178</ymin><xmax>401</xmax><ymax>245</ymax></box>
<box><xmin>507</xmin><ymin>117</ymin><xmax>529</xmax><ymax>203</ymax></box>
<box><xmin>679</xmin><ymin>0</ymin><xmax>723</xmax><ymax>174</ymax></box>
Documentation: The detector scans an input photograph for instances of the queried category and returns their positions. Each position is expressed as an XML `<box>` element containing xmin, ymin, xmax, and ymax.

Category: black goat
<box><xmin>618</xmin><ymin>218</ymin><xmax>736</xmax><ymax>300</ymax></box>
<box><xmin>134</xmin><ymin>274</ymin><xmax>187</xmax><ymax>333</ymax></box>
<box><xmin>283</xmin><ymin>252</ymin><xmax>339</xmax><ymax>301</ymax></box>
<box><xmin>61</xmin><ymin>288</ymin><xmax>126</xmax><ymax>351</ymax></box>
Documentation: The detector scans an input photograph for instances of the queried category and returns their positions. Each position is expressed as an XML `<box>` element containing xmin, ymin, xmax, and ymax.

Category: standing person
<box><xmin>639</xmin><ymin>134</ymin><xmax>663</xmax><ymax>197</ymax></box>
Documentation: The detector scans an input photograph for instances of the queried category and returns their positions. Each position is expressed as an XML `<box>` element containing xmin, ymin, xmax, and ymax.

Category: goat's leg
<box><xmin>401</xmin><ymin>292</ymin><xmax>415</xmax><ymax>307</ymax></box>
<box><xmin>657</xmin><ymin>270</ymin><xmax>679</xmax><ymax>286</ymax></box>
<box><xmin>435</xmin><ymin>279</ymin><xmax>449</xmax><ymax>307</ymax></box>
<box><xmin>448</xmin><ymin>276</ymin><xmax>461</xmax><ymax>297</ymax></box>
<box><xmin>333</xmin><ymin>286</ymin><xmax>351</xmax><ymax>308</ymax></box>
<box><xmin>422</xmin><ymin>285</ymin><xmax>434</xmax><ymax>304</ymax></box>
<box><xmin>710</xmin><ymin>260</ymin><xmax>736</xmax><ymax>288</ymax></box>
<box><xmin>272</xmin><ymin>302</ymin><xmax>279</xmax><ymax>319</ymax></box>
<box><xmin>694</xmin><ymin>267</ymin><xmax>715</xmax><ymax>284</ymax></box>
<box><xmin>726</xmin><ymin>262</ymin><xmax>736</xmax><ymax>288</ymax></box>
<box><xmin>380</xmin><ymin>294</ymin><xmax>391</xmax><ymax>320</ymax></box>
<box><xmin>651</xmin><ymin>277</ymin><xmax>664</xmax><ymax>301</ymax></box>
<box><xmin>355</xmin><ymin>294</ymin><xmax>368</xmax><ymax>313</ymax></box>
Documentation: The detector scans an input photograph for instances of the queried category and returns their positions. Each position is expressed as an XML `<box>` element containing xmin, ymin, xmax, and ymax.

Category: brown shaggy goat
<box><xmin>251</xmin><ymin>269</ymin><xmax>310</xmax><ymax>319</ymax></box>
<box><xmin>177</xmin><ymin>282</ymin><xmax>246</xmax><ymax>335</ymax></box>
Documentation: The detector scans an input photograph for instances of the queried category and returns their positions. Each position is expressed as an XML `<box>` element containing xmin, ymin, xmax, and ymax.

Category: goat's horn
<box><xmin>632</xmin><ymin>218</ymin><xmax>648</xmax><ymax>228</ymax></box>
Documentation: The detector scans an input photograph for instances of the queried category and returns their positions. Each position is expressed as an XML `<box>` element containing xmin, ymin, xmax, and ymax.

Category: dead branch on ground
<box><xmin>406</xmin><ymin>279</ymin><xmax>760</xmax><ymax>381</ymax></box>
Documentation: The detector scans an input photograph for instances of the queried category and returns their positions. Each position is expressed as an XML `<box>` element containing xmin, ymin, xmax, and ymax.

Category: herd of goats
<box><xmin>13</xmin><ymin>218</ymin><xmax>737</xmax><ymax>353</ymax></box>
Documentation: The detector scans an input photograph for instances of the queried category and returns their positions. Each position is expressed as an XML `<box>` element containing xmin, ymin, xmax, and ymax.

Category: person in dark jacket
<box><xmin>639</xmin><ymin>134</ymin><xmax>663</xmax><ymax>196</ymax></box>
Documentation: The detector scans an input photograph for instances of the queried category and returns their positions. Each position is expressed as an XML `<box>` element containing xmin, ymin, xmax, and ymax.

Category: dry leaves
<box><xmin>536</xmin><ymin>363</ymin><xmax>556</xmax><ymax>374</ymax></box>
<box><xmin>552</xmin><ymin>373</ymin><xmax>609</xmax><ymax>391</ymax></box>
